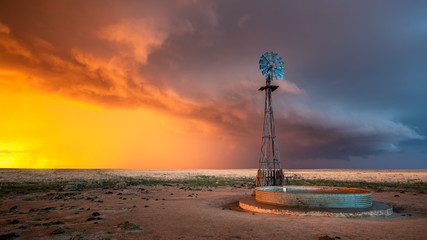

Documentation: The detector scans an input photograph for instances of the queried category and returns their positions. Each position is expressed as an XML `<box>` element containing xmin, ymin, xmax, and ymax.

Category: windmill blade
<box><xmin>276</xmin><ymin>71</ymin><xmax>284</xmax><ymax>80</ymax></box>
<box><xmin>260</xmin><ymin>64</ymin><xmax>269</xmax><ymax>70</ymax></box>
<box><xmin>259</xmin><ymin>56</ymin><xmax>268</xmax><ymax>65</ymax></box>
<box><xmin>262</xmin><ymin>68</ymin><xmax>269</xmax><ymax>75</ymax></box>
<box><xmin>271</xmin><ymin>53</ymin><xmax>278</xmax><ymax>61</ymax></box>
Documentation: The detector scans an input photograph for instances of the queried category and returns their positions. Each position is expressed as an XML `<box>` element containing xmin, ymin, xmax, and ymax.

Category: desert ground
<box><xmin>0</xmin><ymin>169</ymin><xmax>426</xmax><ymax>239</ymax></box>
<box><xmin>1</xmin><ymin>169</ymin><xmax>426</xmax><ymax>183</ymax></box>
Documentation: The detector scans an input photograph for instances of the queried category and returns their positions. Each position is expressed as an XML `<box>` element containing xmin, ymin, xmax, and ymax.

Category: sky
<box><xmin>0</xmin><ymin>0</ymin><xmax>426</xmax><ymax>169</ymax></box>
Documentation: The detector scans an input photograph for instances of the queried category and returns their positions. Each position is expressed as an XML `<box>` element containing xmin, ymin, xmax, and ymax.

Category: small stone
<box><xmin>394</xmin><ymin>195</ymin><xmax>399</xmax><ymax>197</ymax></box>
<box><xmin>7</xmin><ymin>219</ymin><xmax>19</xmax><ymax>224</ymax></box>
<box><xmin>170</xmin><ymin>193</ymin><xmax>174</xmax><ymax>195</ymax></box>
<box><xmin>0</xmin><ymin>232</ymin><xmax>19</xmax><ymax>239</ymax></box>
<box><xmin>52</xmin><ymin>228</ymin><xmax>65</xmax><ymax>235</ymax></box>
<box><xmin>162</xmin><ymin>198</ymin><xmax>165</xmax><ymax>200</ymax></box>
<box><xmin>18</xmin><ymin>225</ymin><xmax>28</xmax><ymax>229</ymax></box>
<box><xmin>10</xmin><ymin>206</ymin><xmax>17</xmax><ymax>210</ymax></box>
<box><xmin>144</xmin><ymin>205</ymin><xmax>149</xmax><ymax>208</ymax></box>
<box><xmin>155</xmin><ymin>198</ymin><xmax>159</xmax><ymax>201</ymax></box>
<box><xmin>317</xmin><ymin>236</ymin><xmax>334</xmax><ymax>240</ymax></box>
<box><xmin>92</xmin><ymin>212</ymin><xmax>101</xmax><ymax>216</ymax></box>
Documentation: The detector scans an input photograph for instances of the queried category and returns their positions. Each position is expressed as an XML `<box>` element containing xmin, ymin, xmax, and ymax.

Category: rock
<box><xmin>42</xmin><ymin>221</ymin><xmax>65</xmax><ymax>226</ymax></box>
<box><xmin>86</xmin><ymin>217</ymin><xmax>102</xmax><ymax>221</ymax></box>
<box><xmin>9</xmin><ymin>206</ymin><xmax>17</xmax><ymax>210</ymax></box>
<box><xmin>52</xmin><ymin>228</ymin><xmax>65</xmax><ymax>235</ymax></box>
<box><xmin>92</xmin><ymin>212</ymin><xmax>101</xmax><ymax>216</ymax></box>
<box><xmin>394</xmin><ymin>195</ymin><xmax>400</xmax><ymax>197</ymax></box>
<box><xmin>0</xmin><ymin>232</ymin><xmax>19</xmax><ymax>239</ymax></box>
<box><xmin>317</xmin><ymin>236</ymin><xmax>335</xmax><ymax>240</ymax></box>
<box><xmin>7</xmin><ymin>219</ymin><xmax>19</xmax><ymax>224</ymax></box>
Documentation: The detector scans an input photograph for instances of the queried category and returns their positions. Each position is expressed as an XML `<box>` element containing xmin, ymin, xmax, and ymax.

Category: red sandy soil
<box><xmin>0</xmin><ymin>185</ymin><xmax>426</xmax><ymax>239</ymax></box>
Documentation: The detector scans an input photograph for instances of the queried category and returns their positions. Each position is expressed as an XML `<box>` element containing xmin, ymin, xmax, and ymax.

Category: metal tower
<box><xmin>256</xmin><ymin>52</ymin><xmax>285</xmax><ymax>187</ymax></box>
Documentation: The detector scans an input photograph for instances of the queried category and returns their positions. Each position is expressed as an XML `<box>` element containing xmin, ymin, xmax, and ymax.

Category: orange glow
<box><xmin>0</xmin><ymin>16</ymin><xmax>248</xmax><ymax>169</ymax></box>
<box><xmin>0</xmin><ymin>80</ymin><xmax>238</xmax><ymax>169</ymax></box>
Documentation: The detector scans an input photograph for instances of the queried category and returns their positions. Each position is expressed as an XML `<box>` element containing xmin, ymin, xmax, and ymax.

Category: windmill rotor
<box><xmin>259</xmin><ymin>52</ymin><xmax>285</xmax><ymax>81</ymax></box>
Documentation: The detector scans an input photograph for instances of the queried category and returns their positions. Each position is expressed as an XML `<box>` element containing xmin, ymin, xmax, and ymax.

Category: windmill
<box><xmin>256</xmin><ymin>52</ymin><xmax>285</xmax><ymax>187</ymax></box>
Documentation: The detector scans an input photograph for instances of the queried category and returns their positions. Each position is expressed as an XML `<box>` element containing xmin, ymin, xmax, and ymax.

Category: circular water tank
<box><xmin>255</xmin><ymin>186</ymin><xmax>372</xmax><ymax>208</ymax></box>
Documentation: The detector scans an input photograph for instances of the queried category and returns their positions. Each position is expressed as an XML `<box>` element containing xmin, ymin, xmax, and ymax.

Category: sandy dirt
<box><xmin>1</xmin><ymin>169</ymin><xmax>426</xmax><ymax>183</ymax></box>
<box><xmin>1</xmin><ymin>184</ymin><xmax>426</xmax><ymax>240</ymax></box>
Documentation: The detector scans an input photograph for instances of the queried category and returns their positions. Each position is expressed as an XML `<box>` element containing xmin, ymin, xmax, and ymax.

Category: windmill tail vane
<box><xmin>256</xmin><ymin>51</ymin><xmax>286</xmax><ymax>187</ymax></box>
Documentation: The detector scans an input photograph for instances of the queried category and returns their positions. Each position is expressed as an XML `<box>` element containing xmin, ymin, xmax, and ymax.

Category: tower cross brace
<box><xmin>256</xmin><ymin>76</ymin><xmax>285</xmax><ymax>187</ymax></box>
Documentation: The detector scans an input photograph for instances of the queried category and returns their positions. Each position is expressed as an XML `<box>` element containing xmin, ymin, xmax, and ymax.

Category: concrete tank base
<box><xmin>239</xmin><ymin>196</ymin><xmax>393</xmax><ymax>217</ymax></box>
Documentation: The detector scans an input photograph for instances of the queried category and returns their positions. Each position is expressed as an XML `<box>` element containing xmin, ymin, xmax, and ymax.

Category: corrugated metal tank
<box><xmin>255</xmin><ymin>186</ymin><xmax>372</xmax><ymax>208</ymax></box>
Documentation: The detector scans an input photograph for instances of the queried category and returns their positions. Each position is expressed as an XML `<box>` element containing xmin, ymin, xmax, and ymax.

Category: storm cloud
<box><xmin>0</xmin><ymin>0</ymin><xmax>426</xmax><ymax>168</ymax></box>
